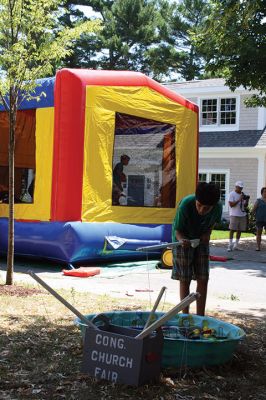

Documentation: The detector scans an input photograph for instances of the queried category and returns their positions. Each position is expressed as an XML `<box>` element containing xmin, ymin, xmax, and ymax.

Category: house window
<box><xmin>201</xmin><ymin>98</ymin><xmax>236</xmax><ymax>126</ymax></box>
<box><xmin>199</xmin><ymin>171</ymin><xmax>228</xmax><ymax>210</ymax></box>
<box><xmin>220</xmin><ymin>98</ymin><xmax>236</xmax><ymax>125</ymax></box>
<box><xmin>201</xmin><ymin>99</ymin><xmax>217</xmax><ymax>125</ymax></box>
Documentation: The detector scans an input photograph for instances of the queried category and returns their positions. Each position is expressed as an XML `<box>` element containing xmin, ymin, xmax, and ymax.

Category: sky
<box><xmin>77</xmin><ymin>6</ymin><xmax>101</xmax><ymax>18</ymax></box>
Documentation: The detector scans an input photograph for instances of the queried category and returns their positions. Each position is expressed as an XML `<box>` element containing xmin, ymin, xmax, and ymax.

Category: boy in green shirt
<box><xmin>172</xmin><ymin>182</ymin><xmax>222</xmax><ymax>315</ymax></box>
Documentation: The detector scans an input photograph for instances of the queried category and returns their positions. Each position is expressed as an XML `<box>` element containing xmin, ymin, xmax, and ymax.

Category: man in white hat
<box><xmin>227</xmin><ymin>181</ymin><xmax>249</xmax><ymax>251</ymax></box>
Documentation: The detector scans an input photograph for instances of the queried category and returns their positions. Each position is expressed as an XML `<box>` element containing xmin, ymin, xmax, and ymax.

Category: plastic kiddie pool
<box><xmin>75</xmin><ymin>311</ymin><xmax>245</xmax><ymax>368</ymax></box>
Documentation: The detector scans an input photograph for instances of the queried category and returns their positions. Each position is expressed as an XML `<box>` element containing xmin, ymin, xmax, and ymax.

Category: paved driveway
<box><xmin>1</xmin><ymin>237</ymin><xmax>265</xmax><ymax>317</ymax></box>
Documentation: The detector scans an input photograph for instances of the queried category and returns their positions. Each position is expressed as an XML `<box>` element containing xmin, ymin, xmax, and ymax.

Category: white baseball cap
<box><xmin>235</xmin><ymin>181</ymin><xmax>244</xmax><ymax>188</ymax></box>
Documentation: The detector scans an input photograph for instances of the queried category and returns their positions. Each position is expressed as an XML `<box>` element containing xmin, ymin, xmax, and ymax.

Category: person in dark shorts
<box><xmin>252</xmin><ymin>187</ymin><xmax>266</xmax><ymax>251</ymax></box>
<box><xmin>172</xmin><ymin>182</ymin><xmax>222</xmax><ymax>315</ymax></box>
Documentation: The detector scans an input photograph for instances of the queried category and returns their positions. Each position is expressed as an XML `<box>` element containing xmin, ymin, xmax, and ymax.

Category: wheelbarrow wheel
<box><xmin>160</xmin><ymin>248</ymin><xmax>173</xmax><ymax>269</ymax></box>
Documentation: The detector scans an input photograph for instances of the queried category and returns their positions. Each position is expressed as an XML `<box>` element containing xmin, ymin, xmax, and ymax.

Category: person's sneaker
<box><xmin>227</xmin><ymin>244</ymin><xmax>233</xmax><ymax>252</ymax></box>
<box><xmin>233</xmin><ymin>244</ymin><xmax>241</xmax><ymax>250</ymax></box>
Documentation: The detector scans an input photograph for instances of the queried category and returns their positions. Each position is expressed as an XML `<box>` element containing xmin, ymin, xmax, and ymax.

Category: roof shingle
<box><xmin>200</xmin><ymin>129</ymin><xmax>266</xmax><ymax>147</ymax></box>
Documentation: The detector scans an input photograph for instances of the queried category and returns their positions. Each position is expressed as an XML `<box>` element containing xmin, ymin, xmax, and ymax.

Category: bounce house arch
<box><xmin>0</xmin><ymin>69</ymin><xmax>198</xmax><ymax>265</ymax></box>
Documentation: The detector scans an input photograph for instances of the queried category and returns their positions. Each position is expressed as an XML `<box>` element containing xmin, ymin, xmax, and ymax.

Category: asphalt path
<box><xmin>1</xmin><ymin>237</ymin><xmax>265</xmax><ymax>317</ymax></box>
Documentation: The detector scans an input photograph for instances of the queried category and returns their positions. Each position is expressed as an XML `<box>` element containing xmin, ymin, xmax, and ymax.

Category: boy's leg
<box><xmin>196</xmin><ymin>279</ymin><xmax>208</xmax><ymax>316</ymax></box>
<box><xmin>194</xmin><ymin>243</ymin><xmax>209</xmax><ymax>316</ymax></box>
<box><xmin>171</xmin><ymin>246</ymin><xmax>193</xmax><ymax>313</ymax></box>
<box><xmin>180</xmin><ymin>281</ymin><xmax>191</xmax><ymax>313</ymax></box>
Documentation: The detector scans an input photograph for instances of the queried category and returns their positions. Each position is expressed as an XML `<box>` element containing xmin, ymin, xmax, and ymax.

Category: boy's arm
<box><xmin>200</xmin><ymin>228</ymin><xmax>213</xmax><ymax>245</ymax></box>
<box><xmin>173</xmin><ymin>201</ymin><xmax>191</xmax><ymax>247</ymax></box>
<box><xmin>175</xmin><ymin>230</ymin><xmax>191</xmax><ymax>247</ymax></box>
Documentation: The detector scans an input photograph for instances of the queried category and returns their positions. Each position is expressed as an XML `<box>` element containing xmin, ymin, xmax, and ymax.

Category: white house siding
<box><xmin>164</xmin><ymin>78</ymin><xmax>266</xmax><ymax>211</ymax></box>
<box><xmin>199</xmin><ymin>157</ymin><xmax>258</xmax><ymax>214</ymax></box>
<box><xmin>239</xmin><ymin>95</ymin><xmax>258</xmax><ymax>130</ymax></box>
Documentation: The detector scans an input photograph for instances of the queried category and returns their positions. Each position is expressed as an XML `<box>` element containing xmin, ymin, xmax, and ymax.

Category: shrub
<box><xmin>246</xmin><ymin>206</ymin><xmax>256</xmax><ymax>234</ymax></box>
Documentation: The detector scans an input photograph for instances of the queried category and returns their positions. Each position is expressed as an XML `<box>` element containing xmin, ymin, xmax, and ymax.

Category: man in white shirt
<box><xmin>228</xmin><ymin>181</ymin><xmax>249</xmax><ymax>251</ymax></box>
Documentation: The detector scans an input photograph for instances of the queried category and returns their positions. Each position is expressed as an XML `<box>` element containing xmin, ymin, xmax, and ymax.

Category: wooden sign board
<box><xmin>81</xmin><ymin>324</ymin><xmax>163</xmax><ymax>386</ymax></box>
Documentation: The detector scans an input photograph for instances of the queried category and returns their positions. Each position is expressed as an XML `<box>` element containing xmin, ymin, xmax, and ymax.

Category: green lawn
<box><xmin>211</xmin><ymin>230</ymin><xmax>254</xmax><ymax>240</ymax></box>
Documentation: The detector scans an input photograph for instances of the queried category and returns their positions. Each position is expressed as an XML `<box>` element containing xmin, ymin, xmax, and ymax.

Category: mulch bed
<box><xmin>0</xmin><ymin>284</ymin><xmax>44</xmax><ymax>297</ymax></box>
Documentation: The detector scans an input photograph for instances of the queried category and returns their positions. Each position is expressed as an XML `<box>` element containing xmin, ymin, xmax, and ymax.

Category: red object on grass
<box><xmin>209</xmin><ymin>255</ymin><xmax>228</xmax><ymax>262</ymax></box>
<box><xmin>62</xmin><ymin>267</ymin><xmax>101</xmax><ymax>277</ymax></box>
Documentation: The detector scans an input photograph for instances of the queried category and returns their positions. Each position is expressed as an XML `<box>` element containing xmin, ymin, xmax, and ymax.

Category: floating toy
<box><xmin>0</xmin><ymin>69</ymin><xmax>198</xmax><ymax>266</ymax></box>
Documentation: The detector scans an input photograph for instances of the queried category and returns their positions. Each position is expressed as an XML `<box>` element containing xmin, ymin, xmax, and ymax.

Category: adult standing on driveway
<box><xmin>228</xmin><ymin>181</ymin><xmax>249</xmax><ymax>251</ymax></box>
<box><xmin>252</xmin><ymin>187</ymin><xmax>266</xmax><ymax>251</ymax></box>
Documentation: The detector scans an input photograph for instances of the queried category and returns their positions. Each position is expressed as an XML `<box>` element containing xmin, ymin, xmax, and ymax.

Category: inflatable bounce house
<box><xmin>0</xmin><ymin>69</ymin><xmax>198</xmax><ymax>266</ymax></box>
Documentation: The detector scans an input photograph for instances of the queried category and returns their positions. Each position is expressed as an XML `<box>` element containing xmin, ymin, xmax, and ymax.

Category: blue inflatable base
<box><xmin>0</xmin><ymin>219</ymin><xmax>171</xmax><ymax>266</ymax></box>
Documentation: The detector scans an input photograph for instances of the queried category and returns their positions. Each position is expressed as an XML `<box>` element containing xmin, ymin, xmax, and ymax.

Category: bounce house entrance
<box><xmin>112</xmin><ymin>112</ymin><xmax>176</xmax><ymax>209</ymax></box>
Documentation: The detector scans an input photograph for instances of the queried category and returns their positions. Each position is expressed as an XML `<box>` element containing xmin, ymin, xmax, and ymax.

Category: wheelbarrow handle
<box><xmin>143</xmin><ymin>286</ymin><xmax>167</xmax><ymax>330</ymax></box>
<box><xmin>136</xmin><ymin>292</ymin><xmax>200</xmax><ymax>340</ymax></box>
<box><xmin>28</xmin><ymin>270</ymin><xmax>98</xmax><ymax>329</ymax></box>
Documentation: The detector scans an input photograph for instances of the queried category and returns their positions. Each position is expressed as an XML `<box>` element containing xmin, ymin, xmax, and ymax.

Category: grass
<box><xmin>0</xmin><ymin>284</ymin><xmax>266</xmax><ymax>399</ymax></box>
<box><xmin>211</xmin><ymin>230</ymin><xmax>254</xmax><ymax>240</ymax></box>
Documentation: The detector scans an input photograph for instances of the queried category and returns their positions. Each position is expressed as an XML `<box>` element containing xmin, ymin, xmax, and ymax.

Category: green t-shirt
<box><xmin>172</xmin><ymin>194</ymin><xmax>222</xmax><ymax>241</ymax></box>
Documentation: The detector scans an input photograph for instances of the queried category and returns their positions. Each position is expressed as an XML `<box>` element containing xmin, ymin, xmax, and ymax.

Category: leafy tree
<box><xmin>0</xmin><ymin>0</ymin><xmax>100</xmax><ymax>285</ymax></box>
<box><xmin>161</xmin><ymin>0</ymin><xmax>211</xmax><ymax>81</ymax></box>
<box><xmin>138</xmin><ymin>0</ymin><xmax>211</xmax><ymax>81</ymax></box>
<box><xmin>59</xmin><ymin>1</ymin><xmax>101</xmax><ymax>68</ymax></box>
<box><xmin>61</xmin><ymin>0</ymin><xmax>213</xmax><ymax>81</ymax></box>
<box><xmin>62</xmin><ymin>0</ymin><xmax>168</xmax><ymax>76</ymax></box>
<box><xmin>195</xmin><ymin>0</ymin><xmax>266</xmax><ymax>106</ymax></box>
<box><xmin>176</xmin><ymin>0</ymin><xmax>211</xmax><ymax>80</ymax></box>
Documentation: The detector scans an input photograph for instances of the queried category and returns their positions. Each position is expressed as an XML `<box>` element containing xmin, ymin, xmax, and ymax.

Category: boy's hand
<box><xmin>181</xmin><ymin>239</ymin><xmax>191</xmax><ymax>248</ymax></box>
<box><xmin>175</xmin><ymin>231</ymin><xmax>191</xmax><ymax>248</ymax></box>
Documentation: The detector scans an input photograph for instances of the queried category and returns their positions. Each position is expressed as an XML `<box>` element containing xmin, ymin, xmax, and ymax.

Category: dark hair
<box><xmin>195</xmin><ymin>182</ymin><xmax>220</xmax><ymax>206</ymax></box>
<box><xmin>261</xmin><ymin>187</ymin><xmax>266</xmax><ymax>195</ymax></box>
<box><xmin>120</xmin><ymin>154</ymin><xmax>130</xmax><ymax>162</ymax></box>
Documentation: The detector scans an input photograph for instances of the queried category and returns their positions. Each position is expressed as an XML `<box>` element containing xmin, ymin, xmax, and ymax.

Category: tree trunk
<box><xmin>6</xmin><ymin>92</ymin><xmax>16</xmax><ymax>285</ymax></box>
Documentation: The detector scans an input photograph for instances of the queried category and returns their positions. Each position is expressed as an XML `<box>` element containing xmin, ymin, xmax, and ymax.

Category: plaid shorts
<box><xmin>171</xmin><ymin>243</ymin><xmax>210</xmax><ymax>282</ymax></box>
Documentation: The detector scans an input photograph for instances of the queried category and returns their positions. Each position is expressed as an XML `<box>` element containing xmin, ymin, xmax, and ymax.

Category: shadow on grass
<box><xmin>0</xmin><ymin>317</ymin><xmax>172</xmax><ymax>400</ymax></box>
<box><xmin>0</xmin><ymin>312</ymin><xmax>265</xmax><ymax>400</ymax></box>
<box><xmin>0</xmin><ymin>256</ymin><xmax>63</xmax><ymax>276</ymax></box>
